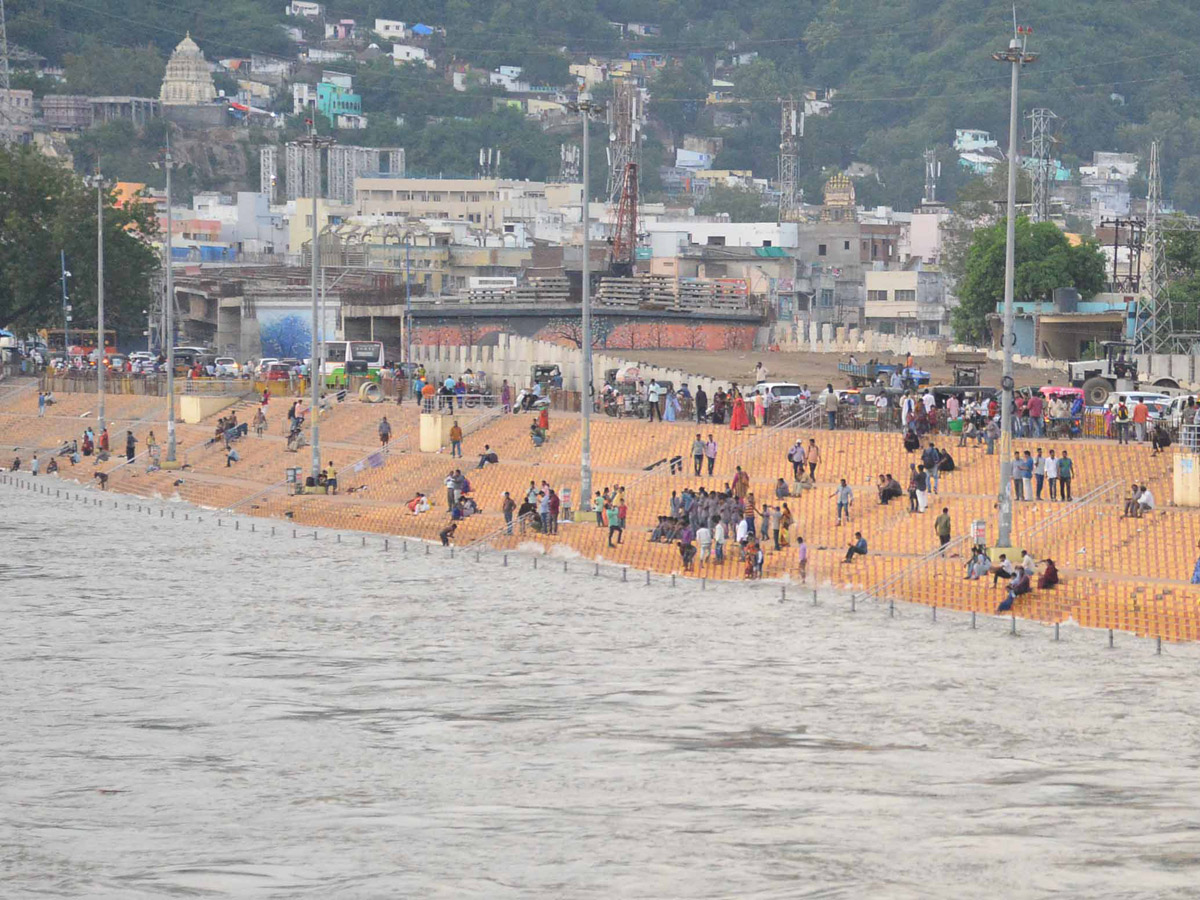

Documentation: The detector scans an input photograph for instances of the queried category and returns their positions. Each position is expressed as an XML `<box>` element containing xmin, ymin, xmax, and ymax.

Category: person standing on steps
<box><xmin>807</xmin><ymin>439</ymin><xmax>821</xmax><ymax>482</ymax></box>
<box><xmin>695</xmin><ymin>385</ymin><xmax>708</xmax><ymax>423</ymax></box>
<box><xmin>796</xmin><ymin>535</ymin><xmax>808</xmax><ymax>583</ymax></box>
<box><xmin>824</xmin><ymin>384</ymin><xmax>839</xmax><ymax>430</ymax></box>
<box><xmin>1058</xmin><ymin>450</ymin><xmax>1074</xmax><ymax>501</ymax></box>
<box><xmin>1034</xmin><ymin>448</ymin><xmax>1046</xmax><ymax>500</ymax></box>
<box><xmin>502</xmin><ymin>491</ymin><xmax>516</xmax><ymax>534</ymax></box>
<box><xmin>1045</xmin><ymin>449</ymin><xmax>1059</xmax><ymax>500</ymax></box>
<box><xmin>935</xmin><ymin>506</ymin><xmax>952</xmax><ymax>550</ymax></box>
<box><xmin>449</xmin><ymin>420</ymin><xmax>463</xmax><ymax>458</ymax></box>
<box><xmin>606</xmin><ymin>502</ymin><xmax>623</xmax><ymax>548</ymax></box>
<box><xmin>704</xmin><ymin>434</ymin><xmax>717</xmax><ymax>476</ymax></box>
<box><xmin>378</xmin><ymin>416</ymin><xmax>392</xmax><ymax>448</ymax></box>
<box><xmin>832</xmin><ymin>478</ymin><xmax>853</xmax><ymax>525</ymax></box>
<box><xmin>691</xmin><ymin>433</ymin><xmax>705</xmax><ymax>477</ymax></box>
<box><xmin>125</xmin><ymin>430</ymin><xmax>137</xmax><ymax>463</ymax></box>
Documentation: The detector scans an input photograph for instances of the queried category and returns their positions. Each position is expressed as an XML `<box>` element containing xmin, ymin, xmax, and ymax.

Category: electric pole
<box><xmin>295</xmin><ymin>116</ymin><xmax>333</xmax><ymax>483</ymax></box>
<box><xmin>160</xmin><ymin>137</ymin><xmax>179</xmax><ymax>463</ymax></box>
<box><xmin>569</xmin><ymin>92</ymin><xmax>603</xmax><ymax>513</ymax></box>
<box><xmin>95</xmin><ymin>167</ymin><xmax>106</xmax><ymax>439</ymax></box>
<box><xmin>992</xmin><ymin>25</ymin><xmax>1036</xmax><ymax>551</ymax></box>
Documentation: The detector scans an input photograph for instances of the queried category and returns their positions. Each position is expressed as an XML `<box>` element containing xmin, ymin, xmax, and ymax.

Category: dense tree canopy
<box><xmin>951</xmin><ymin>218</ymin><xmax>1105</xmax><ymax>344</ymax></box>
<box><xmin>13</xmin><ymin>1</ymin><xmax>1200</xmax><ymax>208</ymax></box>
<box><xmin>0</xmin><ymin>146</ymin><xmax>160</xmax><ymax>339</ymax></box>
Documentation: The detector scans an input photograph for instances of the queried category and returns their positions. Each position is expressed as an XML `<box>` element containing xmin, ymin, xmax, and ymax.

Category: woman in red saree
<box><xmin>729</xmin><ymin>392</ymin><xmax>750</xmax><ymax>431</ymax></box>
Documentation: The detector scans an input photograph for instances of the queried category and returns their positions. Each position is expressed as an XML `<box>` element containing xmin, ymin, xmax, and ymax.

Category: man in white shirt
<box><xmin>697</xmin><ymin>523</ymin><xmax>713</xmax><ymax>562</ymax></box>
<box><xmin>1137</xmin><ymin>485</ymin><xmax>1156</xmax><ymax>513</ymax></box>
<box><xmin>890</xmin><ymin>370</ymin><xmax>903</xmax><ymax>390</ymax></box>
<box><xmin>713</xmin><ymin>519</ymin><xmax>727</xmax><ymax>564</ymax></box>
<box><xmin>647</xmin><ymin>379</ymin><xmax>662</xmax><ymax>421</ymax></box>
<box><xmin>901</xmin><ymin>394</ymin><xmax>916</xmax><ymax>427</ymax></box>
<box><xmin>754</xmin><ymin>361</ymin><xmax>768</xmax><ymax>383</ymax></box>
<box><xmin>874</xmin><ymin>392</ymin><xmax>889</xmax><ymax>430</ymax></box>
<box><xmin>922</xmin><ymin>389</ymin><xmax>936</xmax><ymax>414</ymax></box>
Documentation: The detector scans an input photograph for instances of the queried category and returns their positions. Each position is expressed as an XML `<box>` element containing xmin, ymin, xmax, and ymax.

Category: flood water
<box><xmin>3</xmin><ymin>480</ymin><xmax>1200</xmax><ymax>898</ymax></box>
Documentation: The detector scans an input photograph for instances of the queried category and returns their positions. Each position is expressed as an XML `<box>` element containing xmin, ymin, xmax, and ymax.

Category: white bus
<box><xmin>322</xmin><ymin>340</ymin><xmax>385</xmax><ymax>386</ymax></box>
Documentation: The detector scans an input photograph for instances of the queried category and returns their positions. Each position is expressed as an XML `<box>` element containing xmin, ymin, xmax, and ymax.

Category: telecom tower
<box><xmin>606</xmin><ymin>79</ymin><xmax>639</xmax><ymax>207</ymax></box>
<box><xmin>1027</xmin><ymin>108</ymin><xmax>1058</xmax><ymax>223</ymax></box>
<box><xmin>260</xmin><ymin>146</ymin><xmax>278</xmax><ymax>203</ymax></box>
<box><xmin>777</xmin><ymin>97</ymin><xmax>801</xmax><ymax>222</ymax></box>
<box><xmin>478</xmin><ymin>147</ymin><xmax>501</xmax><ymax>178</ymax></box>
<box><xmin>1137</xmin><ymin>140</ymin><xmax>1172</xmax><ymax>353</ymax></box>
<box><xmin>923</xmin><ymin>148</ymin><xmax>941</xmax><ymax>205</ymax></box>
<box><xmin>559</xmin><ymin>143</ymin><xmax>581</xmax><ymax>183</ymax></box>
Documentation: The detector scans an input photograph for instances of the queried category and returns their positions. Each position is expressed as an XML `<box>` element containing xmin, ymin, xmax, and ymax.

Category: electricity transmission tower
<box><xmin>1137</xmin><ymin>140</ymin><xmax>1173</xmax><ymax>353</ymax></box>
<box><xmin>1027</xmin><ymin>108</ymin><xmax>1058</xmax><ymax>223</ymax></box>
<box><xmin>777</xmin><ymin>96</ymin><xmax>801</xmax><ymax>222</ymax></box>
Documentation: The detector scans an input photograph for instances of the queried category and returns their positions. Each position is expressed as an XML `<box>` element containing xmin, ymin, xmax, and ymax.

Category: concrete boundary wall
<box><xmin>409</xmin><ymin>335</ymin><xmax>729</xmax><ymax>396</ymax></box>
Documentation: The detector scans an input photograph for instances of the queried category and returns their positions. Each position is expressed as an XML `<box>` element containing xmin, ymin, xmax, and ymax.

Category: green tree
<box><xmin>0</xmin><ymin>146</ymin><xmax>160</xmax><ymax>338</ymax></box>
<box><xmin>950</xmin><ymin>218</ymin><xmax>1106</xmax><ymax>344</ymax></box>
<box><xmin>64</xmin><ymin>40</ymin><xmax>165</xmax><ymax>97</ymax></box>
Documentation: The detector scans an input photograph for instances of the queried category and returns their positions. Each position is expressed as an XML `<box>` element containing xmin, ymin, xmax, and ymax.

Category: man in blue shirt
<box><xmin>842</xmin><ymin>531</ymin><xmax>867</xmax><ymax>563</ymax></box>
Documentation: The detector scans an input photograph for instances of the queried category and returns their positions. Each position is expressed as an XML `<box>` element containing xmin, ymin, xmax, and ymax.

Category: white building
<box><xmin>285</xmin><ymin>1</ymin><xmax>322</xmax><ymax>17</ymax></box>
<box><xmin>374</xmin><ymin>18</ymin><xmax>407</xmax><ymax>39</ymax></box>
<box><xmin>292</xmin><ymin>83</ymin><xmax>316</xmax><ymax>115</ymax></box>
<box><xmin>392</xmin><ymin>44</ymin><xmax>432</xmax><ymax>67</ymax></box>
<box><xmin>336</xmin><ymin>113</ymin><xmax>368</xmax><ymax>130</ymax></box>
<box><xmin>490</xmin><ymin>66</ymin><xmax>530</xmax><ymax>93</ymax></box>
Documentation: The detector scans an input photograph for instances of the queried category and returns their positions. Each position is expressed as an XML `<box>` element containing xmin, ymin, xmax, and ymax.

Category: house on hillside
<box><xmin>374</xmin><ymin>19</ymin><xmax>408</xmax><ymax>39</ymax></box>
<box><xmin>393</xmin><ymin>44</ymin><xmax>434</xmax><ymax>68</ymax></box>
<box><xmin>286</xmin><ymin>1</ymin><xmax>322</xmax><ymax>17</ymax></box>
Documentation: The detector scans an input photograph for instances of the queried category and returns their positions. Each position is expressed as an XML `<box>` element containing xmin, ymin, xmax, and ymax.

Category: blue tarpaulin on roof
<box><xmin>412</xmin><ymin>23</ymin><xmax>434</xmax><ymax>35</ymax></box>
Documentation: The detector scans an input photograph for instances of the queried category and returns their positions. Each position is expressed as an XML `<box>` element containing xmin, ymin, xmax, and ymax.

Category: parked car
<box><xmin>214</xmin><ymin>357</ymin><xmax>240</xmax><ymax>376</ymax></box>
<box><xmin>746</xmin><ymin>382</ymin><xmax>805</xmax><ymax>406</ymax></box>
<box><xmin>265</xmin><ymin>363</ymin><xmax>292</xmax><ymax>381</ymax></box>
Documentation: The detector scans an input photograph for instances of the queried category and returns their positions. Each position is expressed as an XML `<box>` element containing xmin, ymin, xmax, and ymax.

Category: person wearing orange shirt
<box><xmin>1131</xmin><ymin>399</ymin><xmax>1150</xmax><ymax>443</ymax></box>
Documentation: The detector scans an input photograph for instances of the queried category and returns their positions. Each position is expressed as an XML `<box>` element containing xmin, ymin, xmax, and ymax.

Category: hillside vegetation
<box><xmin>11</xmin><ymin>0</ymin><xmax>1200</xmax><ymax>209</ymax></box>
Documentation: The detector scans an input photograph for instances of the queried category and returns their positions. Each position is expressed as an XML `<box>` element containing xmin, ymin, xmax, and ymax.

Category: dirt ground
<box><xmin>632</xmin><ymin>348</ymin><xmax>1057</xmax><ymax>389</ymax></box>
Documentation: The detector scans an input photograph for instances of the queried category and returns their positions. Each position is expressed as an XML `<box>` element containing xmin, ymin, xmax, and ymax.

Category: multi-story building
<box><xmin>316</xmin><ymin>81</ymin><xmax>362</xmax><ymax>127</ymax></box>
<box><xmin>354</xmin><ymin>177</ymin><xmax>549</xmax><ymax>228</ymax></box>
<box><xmin>863</xmin><ymin>266</ymin><xmax>948</xmax><ymax>336</ymax></box>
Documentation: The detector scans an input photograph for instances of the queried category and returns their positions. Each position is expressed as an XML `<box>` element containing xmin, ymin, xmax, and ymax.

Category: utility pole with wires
<box><xmin>992</xmin><ymin>22</ymin><xmax>1036</xmax><ymax>553</ymax></box>
<box><xmin>1027</xmin><ymin>108</ymin><xmax>1058</xmax><ymax>223</ymax></box>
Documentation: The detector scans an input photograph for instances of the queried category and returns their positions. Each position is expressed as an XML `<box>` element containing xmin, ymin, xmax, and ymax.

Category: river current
<box><xmin>3</xmin><ymin>481</ymin><xmax>1200</xmax><ymax>898</ymax></box>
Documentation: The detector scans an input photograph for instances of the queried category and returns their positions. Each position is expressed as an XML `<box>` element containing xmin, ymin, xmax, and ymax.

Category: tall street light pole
<box><xmin>94</xmin><ymin>168</ymin><xmax>106</xmax><ymax>440</ymax></box>
<box><xmin>59</xmin><ymin>251</ymin><xmax>70</xmax><ymax>365</ymax></box>
<box><xmin>159</xmin><ymin>136</ymin><xmax>179</xmax><ymax>463</ymax></box>
<box><xmin>569</xmin><ymin>92</ymin><xmax>602</xmax><ymax>512</ymax></box>
<box><xmin>993</xmin><ymin>27</ymin><xmax>1036</xmax><ymax>550</ymax></box>
<box><xmin>296</xmin><ymin>116</ymin><xmax>333</xmax><ymax>483</ymax></box>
